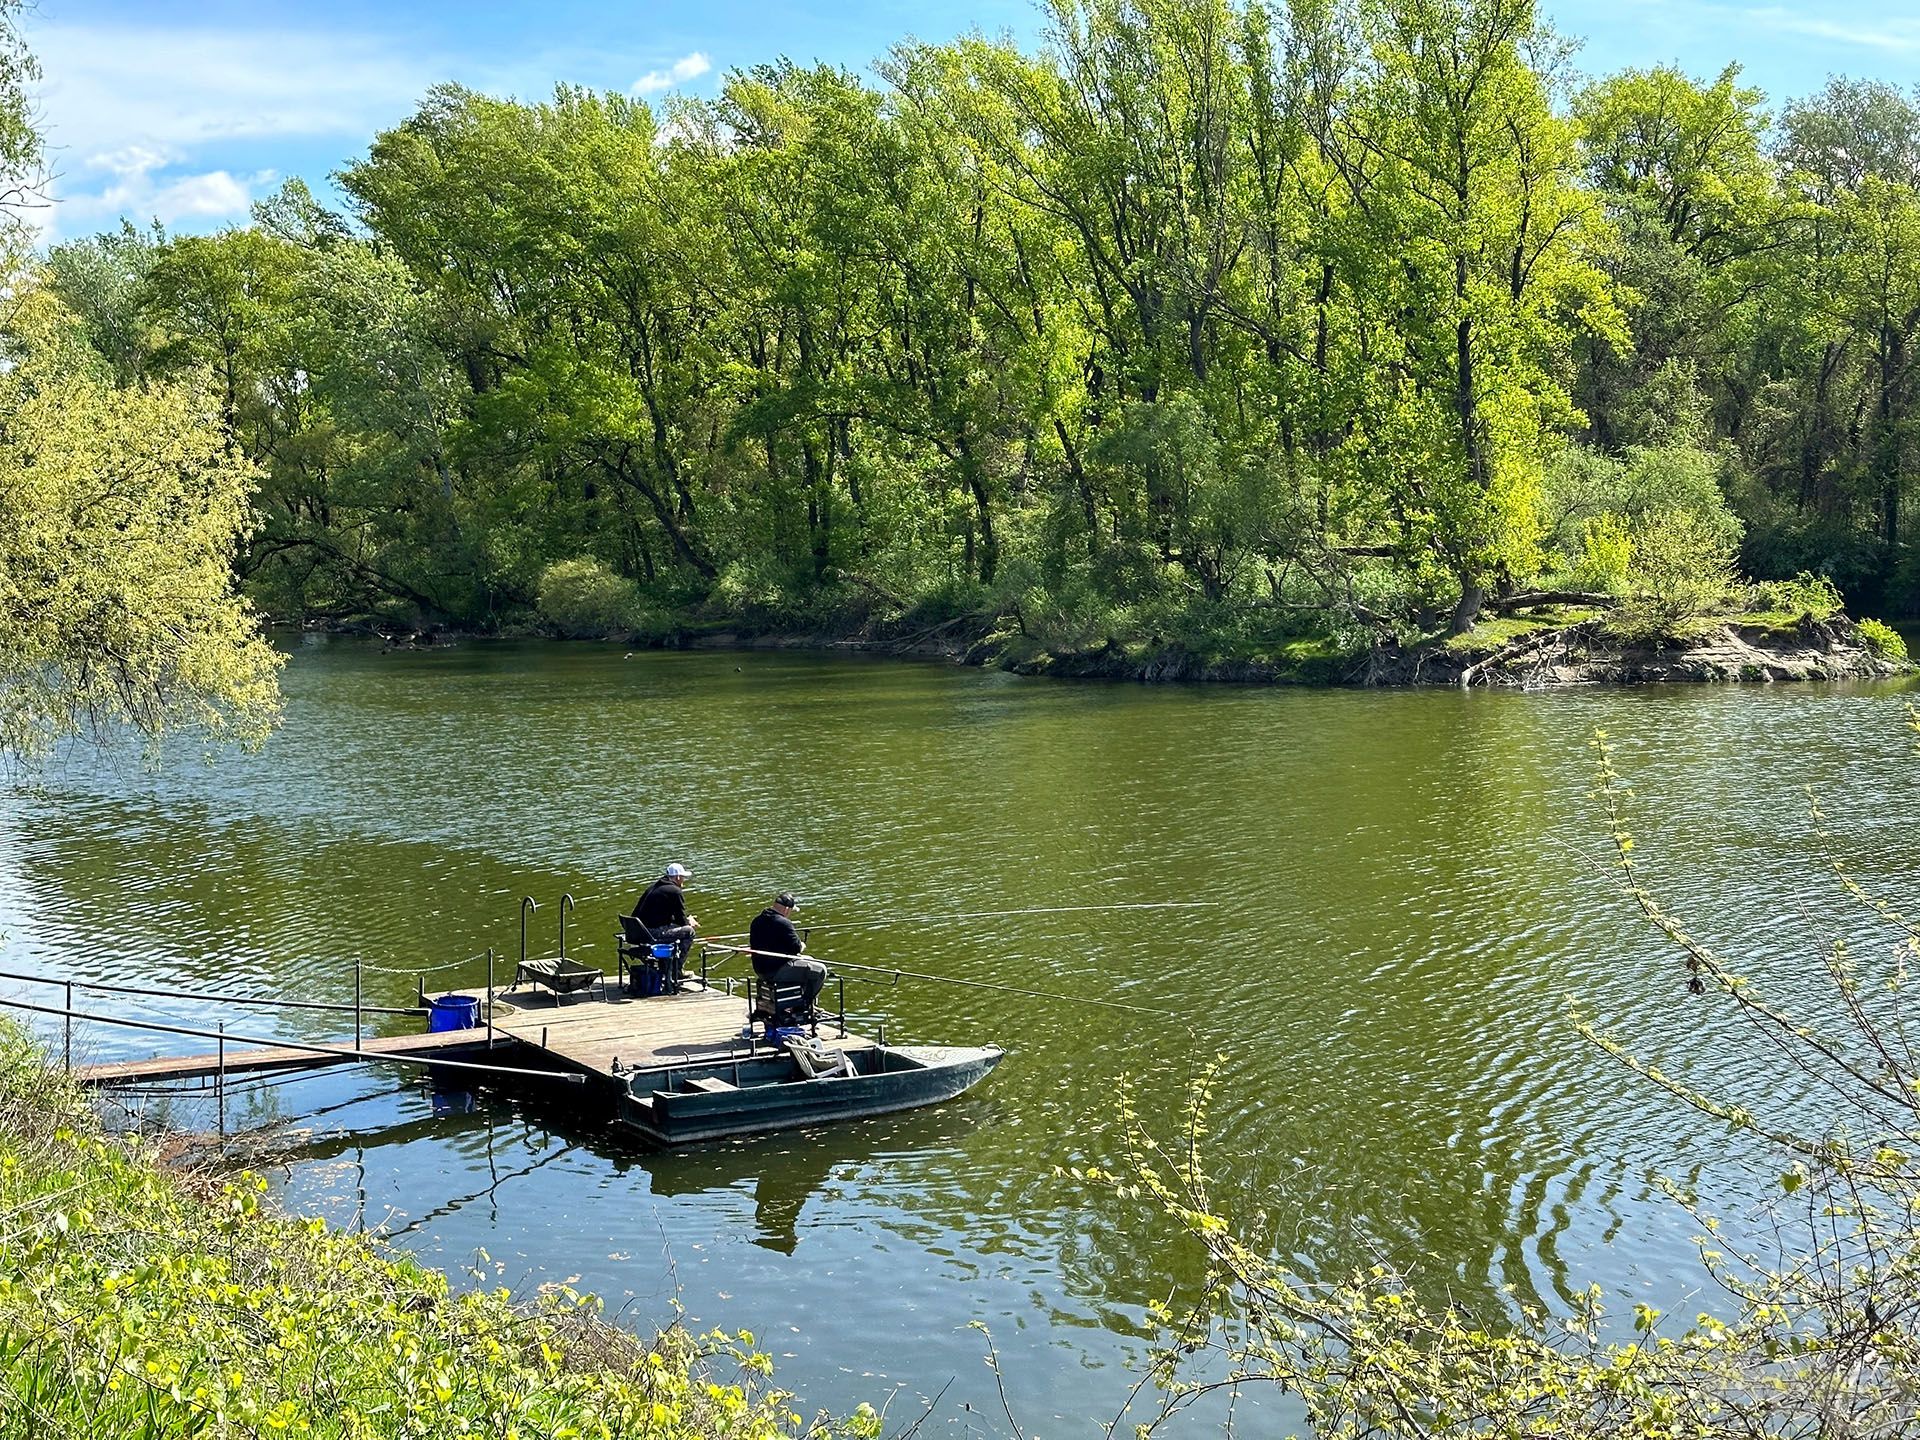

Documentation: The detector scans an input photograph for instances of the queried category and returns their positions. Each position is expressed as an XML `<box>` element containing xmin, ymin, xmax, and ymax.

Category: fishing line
<box><xmin>703</xmin><ymin>900</ymin><xmax>1224</xmax><ymax>943</ymax></box>
<box><xmin>701</xmin><ymin>943</ymin><xmax>1161</xmax><ymax>1016</ymax></box>
<box><xmin>805</xmin><ymin>901</ymin><xmax>1224</xmax><ymax>932</ymax></box>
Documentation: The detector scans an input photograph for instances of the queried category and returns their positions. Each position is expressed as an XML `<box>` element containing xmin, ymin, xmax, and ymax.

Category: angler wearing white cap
<box><xmin>632</xmin><ymin>862</ymin><xmax>698</xmax><ymax>991</ymax></box>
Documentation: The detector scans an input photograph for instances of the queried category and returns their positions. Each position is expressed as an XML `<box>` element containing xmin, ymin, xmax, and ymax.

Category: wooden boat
<box><xmin>616</xmin><ymin>1041</ymin><xmax>1003</xmax><ymax>1146</ymax></box>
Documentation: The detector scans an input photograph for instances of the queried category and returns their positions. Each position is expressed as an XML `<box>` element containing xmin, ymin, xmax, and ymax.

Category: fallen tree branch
<box><xmin>1459</xmin><ymin>619</ymin><xmax>1603</xmax><ymax>688</ymax></box>
<box><xmin>1487</xmin><ymin>590</ymin><xmax>1619</xmax><ymax>613</ymax></box>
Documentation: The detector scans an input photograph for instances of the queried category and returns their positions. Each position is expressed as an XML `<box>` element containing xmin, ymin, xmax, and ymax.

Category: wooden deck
<box><xmin>78</xmin><ymin>978</ymin><xmax>864</xmax><ymax>1092</ymax></box>
<box><xmin>467</xmin><ymin>980</ymin><xmax>865</xmax><ymax>1083</ymax></box>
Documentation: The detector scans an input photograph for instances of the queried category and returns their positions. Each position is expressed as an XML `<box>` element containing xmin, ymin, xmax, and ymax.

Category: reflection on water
<box><xmin>4</xmin><ymin>637</ymin><xmax>1919</xmax><ymax>1433</ymax></box>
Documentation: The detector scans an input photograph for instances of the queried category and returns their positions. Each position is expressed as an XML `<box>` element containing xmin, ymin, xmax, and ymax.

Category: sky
<box><xmin>21</xmin><ymin>0</ymin><xmax>1920</xmax><ymax>243</ymax></box>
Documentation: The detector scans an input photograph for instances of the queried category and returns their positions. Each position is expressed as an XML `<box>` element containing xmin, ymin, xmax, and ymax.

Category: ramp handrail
<box><xmin>0</xmin><ymin>994</ymin><xmax>584</xmax><ymax>1086</ymax></box>
<box><xmin>0</xmin><ymin>968</ymin><xmax>424</xmax><ymax>1017</ymax></box>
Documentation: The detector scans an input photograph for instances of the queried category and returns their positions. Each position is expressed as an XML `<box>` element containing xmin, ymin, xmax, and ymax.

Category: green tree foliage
<box><xmin>0</xmin><ymin>2</ymin><xmax>281</xmax><ymax>758</ymax></box>
<box><xmin>38</xmin><ymin>0</ymin><xmax>1920</xmax><ymax>645</ymax></box>
<box><xmin>0</xmin><ymin>285</ymin><xmax>284</xmax><ymax>756</ymax></box>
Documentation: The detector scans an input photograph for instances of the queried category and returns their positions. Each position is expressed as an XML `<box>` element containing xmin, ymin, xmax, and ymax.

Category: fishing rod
<box><xmin>809</xmin><ymin>900</ymin><xmax>1224</xmax><ymax>931</ymax></box>
<box><xmin>700</xmin><ymin>942</ymin><xmax>1162</xmax><ymax>1016</ymax></box>
<box><xmin>705</xmin><ymin>900</ymin><xmax>1223</xmax><ymax>942</ymax></box>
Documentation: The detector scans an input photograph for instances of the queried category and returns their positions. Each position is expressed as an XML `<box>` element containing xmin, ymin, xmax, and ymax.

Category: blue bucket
<box><xmin>428</xmin><ymin>995</ymin><xmax>480</xmax><ymax>1032</ymax></box>
<box><xmin>649</xmin><ymin>943</ymin><xmax>676</xmax><ymax>960</ymax></box>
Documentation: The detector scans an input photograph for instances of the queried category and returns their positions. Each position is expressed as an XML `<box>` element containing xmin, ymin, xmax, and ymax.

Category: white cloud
<box><xmin>27</xmin><ymin>22</ymin><xmax>436</xmax><ymax>159</ymax></box>
<box><xmin>49</xmin><ymin>145</ymin><xmax>275</xmax><ymax>235</ymax></box>
<box><xmin>631</xmin><ymin>52</ymin><xmax>712</xmax><ymax>96</ymax></box>
<box><xmin>22</xmin><ymin>20</ymin><xmax>432</xmax><ymax>238</ymax></box>
<box><xmin>20</xmin><ymin>17</ymin><xmax>717</xmax><ymax>237</ymax></box>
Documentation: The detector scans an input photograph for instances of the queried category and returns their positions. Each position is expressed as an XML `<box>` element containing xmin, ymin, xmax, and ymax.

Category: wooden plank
<box><xmin>79</xmin><ymin>985</ymin><xmax>864</xmax><ymax>1095</ymax></box>
<box><xmin>76</xmin><ymin>1029</ymin><xmax>497</xmax><ymax>1086</ymax></box>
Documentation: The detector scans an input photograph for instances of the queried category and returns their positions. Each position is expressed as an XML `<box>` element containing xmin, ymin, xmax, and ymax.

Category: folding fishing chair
<box><xmin>618</xmin><ymin>914</ymin><xmax>683</xmax><ymax>995</ymax></box>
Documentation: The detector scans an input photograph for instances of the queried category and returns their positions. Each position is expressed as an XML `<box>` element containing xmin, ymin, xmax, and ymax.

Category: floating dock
<box><xmin>441</xmin><ymin>982</ymin><xmax>869</xmax><ymax>1082</ymax></box>
<box><xmin>22</xmin><ymin>952</ymin><xmax>1001</xmax><ymax>1147</ymax></box>
<box><xmin>74</xmin><ymin>980</ymin><xmax>866</xmax><ymax>1092</ymax></box>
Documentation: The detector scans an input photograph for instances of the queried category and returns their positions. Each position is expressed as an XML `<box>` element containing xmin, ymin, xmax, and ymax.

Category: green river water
<box><xmin>4</xmin><ymin>637</ymin><xmax>1918</xmax><ymax>1433</ymax></box>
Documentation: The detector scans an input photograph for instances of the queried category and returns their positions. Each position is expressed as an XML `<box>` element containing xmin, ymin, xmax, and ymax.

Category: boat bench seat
<box><xmin>685</xmin><ymin>1075</ymin><xmax>737</xmax><ymax>1093</ymax></box>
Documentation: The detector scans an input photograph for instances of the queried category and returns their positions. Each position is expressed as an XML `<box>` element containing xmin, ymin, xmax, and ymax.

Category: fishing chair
<box><xmin>747</xmin><ymin>970</ymin><xmax>847</xmax><ymax>1042</ymax></box>
<box><xmin>617</xmin><ymin>914</ymin><xmax>682</xmax><ymax>995</ymax></box>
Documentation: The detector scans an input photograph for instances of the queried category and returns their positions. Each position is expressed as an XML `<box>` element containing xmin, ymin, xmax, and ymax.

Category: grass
<box><xmin>1435</xmin><ymin>607</ymin><xmax>1604</xmax><ymax>656</ymax></box>
<box><xmin>1734</xmin><ymin>609</ymin><xmax>1818</xmax><ymax>635</ymax></box>
<box><xmin>0</xmin><ymin>1022</ymin><xmax>854</xmax><ymax>1439</ymax></box>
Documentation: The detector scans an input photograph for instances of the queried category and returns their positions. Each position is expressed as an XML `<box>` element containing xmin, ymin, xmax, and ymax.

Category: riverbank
<box><xmin>0</xmin><ymin>1023</ymin><xmax>833</xmax><ymax>1438</ymax></box>
<box><xmin>316</xmin><ymin>592</ymin><xmax>1910</xmax><ymax>688</ymax></box>
<box><xmin>520</xmin><ymin>607</ymin><xmax>1907</xmax><ymax>687</ymax></box>
<box><xmin>994</xmin><ymin>612</ymin><xmax>1908</xmax><ymax>687</ymax></box>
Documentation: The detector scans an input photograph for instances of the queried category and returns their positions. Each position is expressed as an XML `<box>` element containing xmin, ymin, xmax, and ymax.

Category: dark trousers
<box><xmin>761</xmin><ymin>957</ymin><xmax>827</xmax><ymax>1013</ymax></box>
<box><xmin>660</xmin><ymin>925</ymin><xmax>694</xmax><ymax>977</ymax></box>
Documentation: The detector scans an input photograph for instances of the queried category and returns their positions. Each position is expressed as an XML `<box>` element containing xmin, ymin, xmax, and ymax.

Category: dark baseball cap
<box><xmin>776</xmin><ymin>892</ymin><xmax>800</xmax><ymax>909</ymax></box>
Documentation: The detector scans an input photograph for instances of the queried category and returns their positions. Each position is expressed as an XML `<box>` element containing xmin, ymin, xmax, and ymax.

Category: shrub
<box><xmin>1568</xmin><ymin>513</ymin><xmax>1632</xmax><ymax>592</ymax></box>
<box><xmin>1857</xmin><ymin>617</ymin><xmax>1909</xmax><ymax>660</ymax></box>
<box><xmin>1605</xmin><ymin>509</ymin><xmax>1742</xmax><ymax>641</ymax></box>
<box><xmin>1747</xmin><ymin>570</ymin><xmax>1845</xmax><ymax>621</ymax></box>
<box><xmin>1542</xmin><ymin>438</ymin><xmax>1742</xmax><ymax>564</ymax></box>
<box><xmin>0</xmin><ymin>1020</ymin><xmax>819</xmax><ymax>1438</ymax></box>
<box><xmin>535</xmin><ymin>557</ymin><xmax>648</xmax><ymax>638</ymax></box>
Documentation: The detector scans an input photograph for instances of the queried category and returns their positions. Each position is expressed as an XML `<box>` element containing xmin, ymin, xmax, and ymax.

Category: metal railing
<box><xmin>0</xmin><ymin>993</ymin><xmax>585</xmax><ymax>1136</ymax></box>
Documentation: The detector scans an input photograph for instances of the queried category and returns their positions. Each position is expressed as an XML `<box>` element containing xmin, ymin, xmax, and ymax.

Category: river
<box><xmin>3</xmin><ymin>637</ymin><xmax>1916</xmax><ymax>1433</ymax></box>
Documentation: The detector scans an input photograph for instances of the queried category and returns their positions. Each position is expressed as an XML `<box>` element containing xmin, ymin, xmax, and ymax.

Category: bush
<box><xmin>1605</xmin><ymin>509</ymin><xmax>1742</xmax><ymax>641</ymax></box>
<box><xmin>1542</xmin><ymin>439</ymin><xmax>1742</xmax><ymax>565</ymax></box>
<box><xmin>0</xmin><ymin>1020</ymin><xmax>820</xmax><ymax>1438</ymax></box>
<box><xmin>1567</xmin><ymin>513</ymin><xmax>1632</xmax><ymax>593</ymax></box>
<box><xmin>1858</xmin><ymin>616</ymin><xmax>1909</xmax><ymax>660</ymax></box>
<box><xmin>1746</xmin><ymin>570</ymin><xmax>1845</xmax><ymax>621</ymax></box>
<box><xmin>535</xmin><ymin>557</ymin><xmax>650</xmax><ymax>638</ymax></box>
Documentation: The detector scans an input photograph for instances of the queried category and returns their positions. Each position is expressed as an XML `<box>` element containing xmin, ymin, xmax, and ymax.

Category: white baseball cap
<box><xmin>665</xmin><ymin>862</ymin><xmax>690</xmax><ymax>879</ymax></box>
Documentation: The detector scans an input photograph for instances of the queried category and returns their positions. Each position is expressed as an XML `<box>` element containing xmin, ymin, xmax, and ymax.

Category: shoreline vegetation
<box><xmin>0</xmin><ymin>1024</ymin><xmax>841</xmax><ymax>1439</ymax></box>
<box><xmin>31</xmin><ymin>0</ymin><xmax>1920</xmax><ymax>713</ymax></box>
<box><xmin>334</xmin><ymin>591</ymin><xmax>1910</xmax><ymax>688</ymax></box>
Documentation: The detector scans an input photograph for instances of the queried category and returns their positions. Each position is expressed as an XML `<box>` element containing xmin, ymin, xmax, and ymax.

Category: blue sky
<box><xmin>23</xmin><ymin>0</ymin><xmax>1920</xmax><ymax>242</ymax></box>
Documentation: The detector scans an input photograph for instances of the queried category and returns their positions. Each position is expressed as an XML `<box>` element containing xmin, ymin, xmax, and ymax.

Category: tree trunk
<box><xmin>957</xmin><ymin>435</ymin><xmax>998</xmax><ymax>585</ymax></box>
<box><xmin>1450</xmin><ymin>581</ymin><xmax>1487</xmax><ymax>635</ymax></box>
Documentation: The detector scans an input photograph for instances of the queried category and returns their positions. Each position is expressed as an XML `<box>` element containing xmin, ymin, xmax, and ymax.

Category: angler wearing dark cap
<box><xmin>633</xmin><ymin>862</ymin><xmax>698</xmax><ymax>991</ymax></box>
<box><xmin>749</xmin><ymin>891</ymin><xmax>827</xmax><ymax>1018</ymax></box>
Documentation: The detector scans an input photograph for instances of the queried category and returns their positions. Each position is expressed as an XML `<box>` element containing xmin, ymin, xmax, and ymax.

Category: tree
<box><xmin>1571</xmin><ymin>65</ymin><xmax>1779</xmax><ymax>453</ymax></box>
<box><xmin>1324</xmin><ymin>0</ymin><xmax>1618</xmax><ymax>632</ymax></box>
<box><xmin>0</xmin><ymin>3</ymin><xmax>282</xmax><ymax>757</ymax></box>
<box><xmin>0</xmin><ymin>284</ymin><xmax>283</xmax><ymax>757</ymax></box>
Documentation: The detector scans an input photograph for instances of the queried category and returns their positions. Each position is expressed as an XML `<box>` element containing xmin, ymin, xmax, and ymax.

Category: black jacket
<box><xmin>634</xmin><ymin>877</ymin><xmax>689</xmax><ymax>931</ymax></box>
<box><xmin>748</xmin><ymin>907</ymin><xmax>804</xmax><ymax>977</ymax></box>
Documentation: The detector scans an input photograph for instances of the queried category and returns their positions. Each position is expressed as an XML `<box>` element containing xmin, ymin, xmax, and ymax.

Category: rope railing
<box><xmin>359</xmin><ymin>953</ymin><xmax>490</xmax><ymax>977</ymax></box>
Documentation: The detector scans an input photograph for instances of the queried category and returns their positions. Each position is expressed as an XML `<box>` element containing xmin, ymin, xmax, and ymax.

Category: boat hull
<box><xmin>617</xmin><ymin>1043</ymin><xmax>1002</xmax><ymax>1146</ymax></box>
